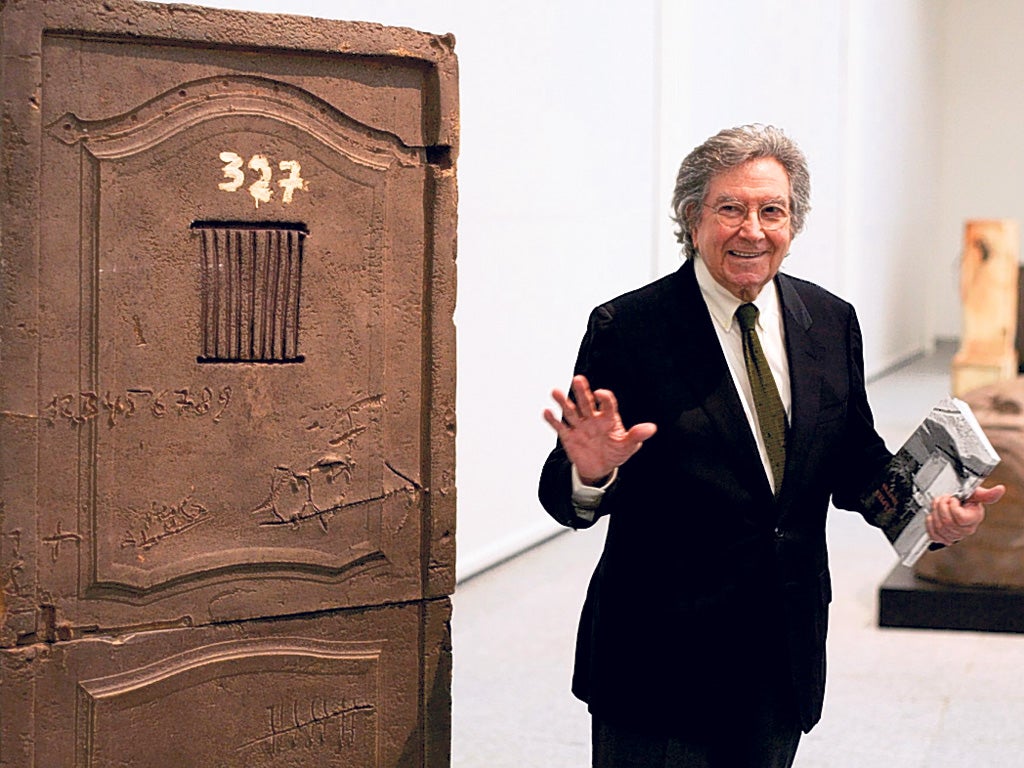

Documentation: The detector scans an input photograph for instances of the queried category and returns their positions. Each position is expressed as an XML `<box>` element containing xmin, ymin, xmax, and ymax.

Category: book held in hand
<box><xmin>860</xmin><ymin>397</ymin><xmax>1000</xmax><ymax>567</ymax></box>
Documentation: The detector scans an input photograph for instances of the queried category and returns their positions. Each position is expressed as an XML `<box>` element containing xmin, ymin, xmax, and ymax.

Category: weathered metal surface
<box><xmin>0</xmin><ymin>0</ymin><xmax>457</xmax><ymax>764</ymax></box>
<box><xmin>1</xmin><ymin>597</ymin><xmax>453</xmax><ymax>766</ymax></box>
<box><xmin>1</xmin><ymin>0</ymin><xmax>457</xmax><ymax>641</ymax></box>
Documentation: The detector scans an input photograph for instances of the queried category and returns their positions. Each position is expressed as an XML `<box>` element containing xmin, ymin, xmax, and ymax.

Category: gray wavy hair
<box><xmin>670</xmin><ymin>124</ymin><xmax>811</xmax><ymax>261</ymax></box>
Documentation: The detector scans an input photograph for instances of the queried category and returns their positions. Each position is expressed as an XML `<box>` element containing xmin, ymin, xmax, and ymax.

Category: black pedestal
<box><xmin>878</xmin><ymin>564</ymin><xmax>1024</xmax><ymax>633</ymax></box>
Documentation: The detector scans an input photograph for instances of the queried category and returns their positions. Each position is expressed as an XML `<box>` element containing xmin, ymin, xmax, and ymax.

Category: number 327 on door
<box><xmin>218</xmin><ymin>152</ymin><xmax>308</xmax><ymax>209</ymax></box>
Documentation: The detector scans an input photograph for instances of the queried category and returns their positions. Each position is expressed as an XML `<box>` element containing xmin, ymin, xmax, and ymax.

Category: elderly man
<box><xmin>539</xmin><ymin>125</ymin><xmax>1002</xmax><ymax>768</ymax></box>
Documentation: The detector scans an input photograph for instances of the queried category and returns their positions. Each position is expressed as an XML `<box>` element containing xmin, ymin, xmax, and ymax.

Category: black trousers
<box><xmin>590</xmin><ymin>674</ymin><xmax>802</xmax><ymax>768</ymax></box>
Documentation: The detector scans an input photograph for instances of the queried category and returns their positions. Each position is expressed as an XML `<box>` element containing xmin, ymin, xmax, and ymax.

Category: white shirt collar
<box><xmin>693</xmin><ymin>254</ymin><xmax>781</xmax><ymax>333</ymax></box>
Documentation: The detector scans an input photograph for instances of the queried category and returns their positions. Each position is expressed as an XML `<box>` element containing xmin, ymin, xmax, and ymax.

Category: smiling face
<box><xmin>690</xmin><ymin>157</ymin><xmax>794</xmax><ymax>302</ymax></box>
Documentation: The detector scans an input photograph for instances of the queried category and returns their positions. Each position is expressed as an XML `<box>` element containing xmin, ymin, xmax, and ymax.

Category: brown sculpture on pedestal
<box><xmin>951</xmin><ymin>219</ymin><xmax>1019</xmax><ymax>396</ymax></box>
<box><xmin>915</xmin><ymin>379</ymin><xmax>1024</xmax><ymax>588</ymax></box>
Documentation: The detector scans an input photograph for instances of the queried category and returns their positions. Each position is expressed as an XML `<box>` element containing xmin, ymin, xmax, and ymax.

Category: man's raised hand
<box><xmin>543</xmin><ymin>375</ymin><xmax>657</xmax><ymax>485</ymax></box>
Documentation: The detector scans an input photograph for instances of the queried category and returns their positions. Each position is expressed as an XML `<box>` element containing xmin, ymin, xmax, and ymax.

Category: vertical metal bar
<box><xmin>281</xmin><ymin>230</ymin><xmax>294</xmax><ymax>360</ymax></box>
<box><xmin>234</xmin><ymin>229</ymin><xmax>243</xmax><ymax>360</ymax></box>
<box><xmin>269</xmin><ymin>229</ymin><xmax>282</xmax><ymax>359</ymax></box>
<box><xmin>291</xmin><ymin>232</ymin><xmax>304</xmax><ymax>359</ymax></box>
<box><xmin>199</xmin><ymin>229</ymin><xmax>210</xmax><ymax>358</ymax></box>
<box><xmin>248</xmin><ymin>229</ymin><xmax>257</xmax><ymax>360</ymax></box>
<box><xmin>259</xmin><ymin>228</ymin><xmax>271</xmax><ymax>360</ymax></box>
<box><xmin>212</xmin><ymin>228</ymin><xmax>222</xmax><ymax>358</ymax></box>
<box><xmin>224</xmin><ymin>228</ymin><xmax>232</xmax><ymax>359</ymax></box>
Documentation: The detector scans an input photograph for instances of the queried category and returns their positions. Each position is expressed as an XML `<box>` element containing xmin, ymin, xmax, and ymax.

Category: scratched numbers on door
<box><xmin>218</xmin><ymin>152</ymin><xmax>308</xmax><ymax>208</ymax></box>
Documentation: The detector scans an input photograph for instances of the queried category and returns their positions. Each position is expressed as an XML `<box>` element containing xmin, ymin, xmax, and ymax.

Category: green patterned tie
<box><xmin>735</xmin><ymin>303</ymin><xmax>787</xmax><ymax>494</ymax></box>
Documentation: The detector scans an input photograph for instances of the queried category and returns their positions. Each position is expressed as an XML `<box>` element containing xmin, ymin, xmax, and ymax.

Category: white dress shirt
<box><xmin>571</xmin><ymin>257</ymin><xmax>793</xmax><ymax>516</ymax></box>
<box><xmin>694</xmin><ymin>255</ymin><xmax>791</xmax><ymax>494</ymax></box>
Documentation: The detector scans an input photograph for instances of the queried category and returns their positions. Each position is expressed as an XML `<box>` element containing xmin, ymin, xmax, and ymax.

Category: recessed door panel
<box><xmin>0</xmin><ymin>598</ymin><xmax>452</xmax><ymax>767</ymax></box>
<box><xmin>3</xmin><ymin>0</ymin><xmax>456</xmax><ymax>648</ymax></box>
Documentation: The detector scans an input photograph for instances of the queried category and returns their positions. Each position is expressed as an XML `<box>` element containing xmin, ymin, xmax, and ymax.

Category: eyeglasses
<box><xmin>703</xmin><ymin>201</ymin><xmax>790</xmax><ymax>231</ymax></box>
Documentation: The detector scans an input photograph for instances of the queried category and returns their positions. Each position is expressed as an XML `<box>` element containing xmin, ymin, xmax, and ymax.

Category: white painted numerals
<box><xmin>218</xmin><ymin>151</ymin><xmax>245</xmax><ymax>192</ymax></box>
<box><xmin>277</xmin><ymin>160</ymin><xmax>306</xmax><ymax>204</ymax></box>
<box><xmin>218</xmin><ymin>151</ymin><xmax>308</xmax><ymax>208</ymax></box>
<box><xmin>247</xmin><ymin>154</ymin><xmax>273</xmax><ymax>206</ymax></box>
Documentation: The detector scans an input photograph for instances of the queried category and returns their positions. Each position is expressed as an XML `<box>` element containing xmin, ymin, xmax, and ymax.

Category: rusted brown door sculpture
<box><xmin>0</xmin><ymin>1</ymin><xmax>458</xmax><ymax>765</ymax></box>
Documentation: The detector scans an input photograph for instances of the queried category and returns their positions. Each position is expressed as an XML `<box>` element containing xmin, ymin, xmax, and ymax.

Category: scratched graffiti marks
<box><xmin>2</xmin><ymin>518</ymin><xmax>26</xmax><ymax>599</ymax></box>
<box><xmin>251</xmin><ymin>461</ymin><xmax>421</xmax><ymax>532</ymax></box>
<box><xmin>301</xmin><ymin>394</ymin><xmax>385</xmax><ymax>446</ymax></box>
<box><xmin>238</xmin><ymin>699</ymin><xmax>375</xmax><ymax>758</ymax></box>
<box><xmin>42</xmin><ymin>385</ymin><xmax>232</xmax><ymax>428</ymax></box>
<box><xmin>120</xmin><ymin>495</ymin><xmax>211</xmax><ymax>551</ymax></box>
<box><xmin>250</xmin><ymin>464</ymin><xmax>346</xmax><ymax>532</ymax></box>
<box><xmin>42</xmin><ymin>520</ymin><xmax>83</xmax><ymax>562</ymax></box>
<box><xmin>252</xmin><ymin>394</ymin><xmax>423</xmax><ymax>531</ymax></box>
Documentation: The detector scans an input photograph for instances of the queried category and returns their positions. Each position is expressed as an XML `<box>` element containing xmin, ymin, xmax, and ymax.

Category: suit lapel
<box><xmin>666</xmin><ymin>262</ymin><xmax>776</xmax><ymax>502</ymax></box>
<box><xmin>776</xmin><ymin>273</ymin><xmax>823</xmax><ymax>505</ymax></box>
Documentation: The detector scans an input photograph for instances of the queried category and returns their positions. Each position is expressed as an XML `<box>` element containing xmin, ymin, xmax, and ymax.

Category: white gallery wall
<box><xmin>936</xmin><ymin>0</ymin><xmax>1024</xmax><ymax>340</ymax></box>
<box><xmin>658</xmin><ymin>0</ymin><xmax>945</xmax><ymax>374</ymax></box>
<box><xmin>145</xmin><ymin>0</ymin><xmax>1012</xmax><ymax>580</ymax></box>
<box><xmin>656</xmin><ymin>1</ymin><xmax>849</xmax><ymax>295</ymax></box>
<box><xmin>840</xmin><ymin>0</ymin><xmax>945</xmax><ymax>368</ymax></box>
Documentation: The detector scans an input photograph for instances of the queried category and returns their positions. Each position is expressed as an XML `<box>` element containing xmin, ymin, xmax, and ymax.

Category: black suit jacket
<box><xmin>538</xmin><ymin>260</ymin><xmax>892</xmax><ymax>735</ymax></box>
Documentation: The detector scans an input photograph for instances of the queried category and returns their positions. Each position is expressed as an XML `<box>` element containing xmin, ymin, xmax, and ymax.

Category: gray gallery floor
<box><xmin>450</xmin><ymin>341</ymin><xmax>1024</xmax><ymax>767</ymax></box>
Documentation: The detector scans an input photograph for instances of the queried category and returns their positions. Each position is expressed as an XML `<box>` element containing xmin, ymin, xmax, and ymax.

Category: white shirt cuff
<box><xmin>570</xmin><ymin>465</ymin><xmax>618</xmax><ymax>521</ymax></box>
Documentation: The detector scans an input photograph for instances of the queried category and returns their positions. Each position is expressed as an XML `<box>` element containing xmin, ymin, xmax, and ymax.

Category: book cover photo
<box><xmin>860</xmin><ymin>397</ymin><xmax>1000</xmax><ymax>567</ymax></box>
